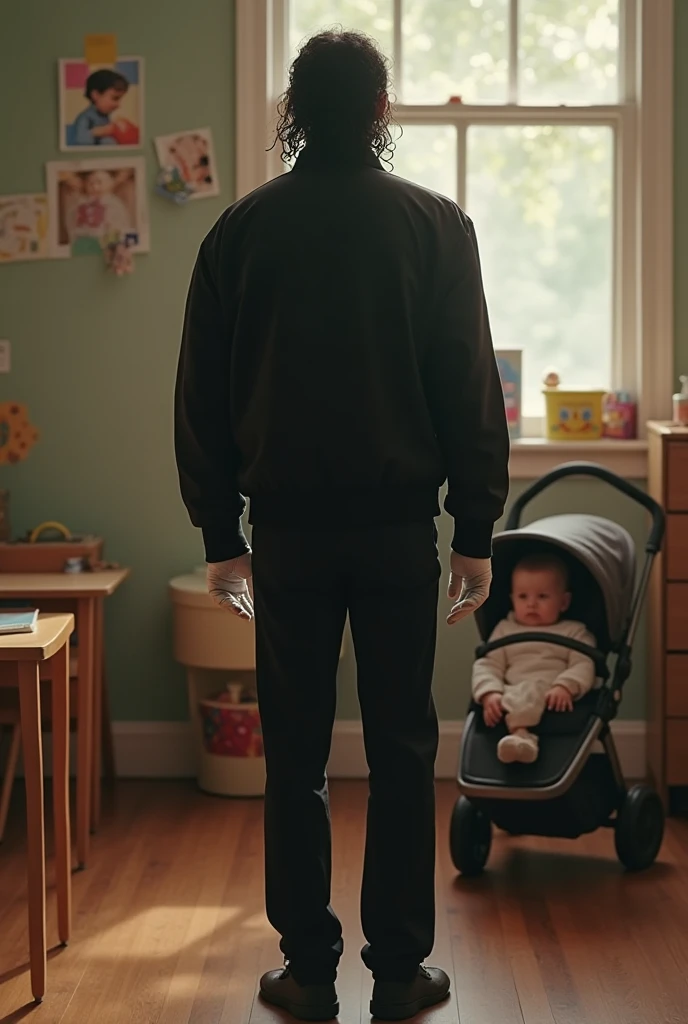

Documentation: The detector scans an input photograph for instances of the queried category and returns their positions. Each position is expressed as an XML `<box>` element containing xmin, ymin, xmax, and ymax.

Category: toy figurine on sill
<box><xmin>602</xmin><ymin>391</ymin><xmax>637</xmax><ymax>439</ymax></box>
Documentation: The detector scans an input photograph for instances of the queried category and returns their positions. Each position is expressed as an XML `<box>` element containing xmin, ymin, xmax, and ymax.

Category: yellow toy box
<box><xmin>543</xmin><ymin>388</ymin><xmax>606</xmax><ymax>441</ymax></box>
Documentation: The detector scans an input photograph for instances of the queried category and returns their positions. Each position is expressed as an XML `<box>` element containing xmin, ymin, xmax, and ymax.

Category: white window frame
<box><xmin>235</xmin><ymin>0</ymin><xmax>674</xmax><ymax>477</ymax></box>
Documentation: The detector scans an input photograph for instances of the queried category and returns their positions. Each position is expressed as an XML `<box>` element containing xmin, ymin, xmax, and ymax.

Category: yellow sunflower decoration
<box><xmin>0</xmin><ymin>402</ymin><xmax>40</xmax><ymax>465</ymax></box>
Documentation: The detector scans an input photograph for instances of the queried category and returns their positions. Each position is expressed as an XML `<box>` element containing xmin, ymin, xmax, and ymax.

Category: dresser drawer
<box><xmin>667</xmin><ymin>443</ymin><xmax>688</xmax><ymax>510</ymax></box>
<box><xmin>666</xmin><ymin>584</ymin><xmax>688</xmax><ymax>650</ymax></box>
<box><xmin>667</xmin><ymin>720</ymin><xmax>688</xmax><ymax>785</ymax></box>
<box><xmin>666</xmin><ymin>516</ymin><xmax>688</xmax><ymax>579</ymax></box>
<box><xmin>666</xmin><ymin>655</ymin><xmax>688</xmax><ymax>716</ymax></box>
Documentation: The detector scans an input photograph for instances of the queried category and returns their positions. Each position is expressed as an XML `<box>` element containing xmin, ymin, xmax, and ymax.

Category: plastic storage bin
<box><xmin>169</xmin><ymin>568</ymin><xmax>348</xmax><ymax>797</ymax></box>
<box><xmin>198</xmin><ymin>693</ymin><xmax>266</xmax><ymax>797</ymax></box>
<box><xmin>543</xmin><ymin>389</ymin><xmax>605</xmax><ymax>441</ymax></box>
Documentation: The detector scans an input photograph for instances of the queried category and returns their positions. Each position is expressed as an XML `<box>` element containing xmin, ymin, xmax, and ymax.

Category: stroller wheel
<box><xmin>450</xmin><ymin>796</ymin><xmax>492</xmax><ymax>876</ymax></box>
<box><xmin>614</xmin><ymin>785</ymin><xmax>664</xmax><ymax>871</ymax></box>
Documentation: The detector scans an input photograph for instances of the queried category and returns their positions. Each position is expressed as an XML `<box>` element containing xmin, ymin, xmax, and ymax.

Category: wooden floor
<box><xmin>1</xmin><ymin>780</ymin><xmax>688</xmax><ymax>1024</ymax></box>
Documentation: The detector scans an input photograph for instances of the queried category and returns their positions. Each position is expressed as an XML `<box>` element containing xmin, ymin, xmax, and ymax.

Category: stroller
<box><xmin>450</xmin><ymin>462</ymin><xmax>666</xmax><ymax>876</ymax></box>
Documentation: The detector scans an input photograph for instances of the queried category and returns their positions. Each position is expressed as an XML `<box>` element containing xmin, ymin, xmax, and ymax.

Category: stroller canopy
<box><xmin>476</xmin><ymin>514</ymin><xmax>636</xmax><ymax>650</ymax></box>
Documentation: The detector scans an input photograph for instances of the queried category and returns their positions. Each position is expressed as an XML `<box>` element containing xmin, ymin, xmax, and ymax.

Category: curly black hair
<box><xmin>273</xmin><ymin>30</ymin><xmax>395</xmax><ymax>165</ymax></box>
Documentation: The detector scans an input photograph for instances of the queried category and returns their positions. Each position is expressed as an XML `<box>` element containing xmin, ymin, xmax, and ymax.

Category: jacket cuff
<box><xmin>451</xmin><ymin>518</ymin><xmax>495</xmax><ymax>558</ymax></box>
<box><xmin>202</xmin><ymin>521</ymin><xmax>250</xmax><ymax>563</ymax></box>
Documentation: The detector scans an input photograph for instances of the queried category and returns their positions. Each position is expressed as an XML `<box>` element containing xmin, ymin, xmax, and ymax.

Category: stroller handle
<box><xmin>475</xmin><ymin>631</ymin><xmax>610</xmax><ymax>679</ymax></box>
<box><xmin>505</xmin><ymin>461</ymin><xmax>665</xmax><ymax>554</ymax></box>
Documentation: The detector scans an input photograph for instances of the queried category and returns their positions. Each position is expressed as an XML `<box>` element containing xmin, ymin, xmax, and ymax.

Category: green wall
<box><xmin>0</xmin><ymin>0</ymin><xmax>233</xmax><ymax>721</ymax></box>
<box><xmin>0</xmin><ymin>1</ymin><xmax>682</xmax><ymax>725</ymax></box>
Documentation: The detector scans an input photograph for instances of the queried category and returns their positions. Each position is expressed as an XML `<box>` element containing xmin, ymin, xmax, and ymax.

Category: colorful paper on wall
<box><xmin>154</xmin><ymin>128</ymin><xmax>220</xmax><ymax>199</ymax></box>
<box><xmin>495</xmin><ymin>349</ymin><xmax>522</xmax><ymax>440</ymax></box>
<box><xmin>0</xmin><ymin>402</ymin><xmax>39</xmax><ymax>465</ymax></box>
<box><xmin>84</xmin><ymin>33</ymin><xmax>118</xmax><ymax>66</ymax></box>
<box><xmin>0</xmin><ymin>194</ymin><xmax>50</xmax><ymax>262</ymax></box>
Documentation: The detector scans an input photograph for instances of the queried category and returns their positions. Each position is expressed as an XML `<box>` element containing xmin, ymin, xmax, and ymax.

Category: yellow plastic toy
<box><xmin>543</xmin><ymin>382</ymin><xmax>605</xmax><ymax>441</ymax></box>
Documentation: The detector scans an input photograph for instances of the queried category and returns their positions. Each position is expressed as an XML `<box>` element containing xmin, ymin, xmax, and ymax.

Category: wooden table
<box><xmin>0</xmin><ymin>613</ymin><xmax>74</xmax><ymax>1002</ymax></box>
<box><xmin>0</xmin><ymin>570</ymin><xmax>129</xmax><ymax>867</ymax></box>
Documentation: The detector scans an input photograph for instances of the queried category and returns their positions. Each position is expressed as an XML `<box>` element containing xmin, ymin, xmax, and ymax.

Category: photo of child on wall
<box><xmin>47</xmin><ymin>157</ymin><xmax>149</xmax><ymax>257</ymax></box>
<box><xmin>59</xmin><ymin>58</ymin><xmax>144</xmax><ymax>151</ymax></box>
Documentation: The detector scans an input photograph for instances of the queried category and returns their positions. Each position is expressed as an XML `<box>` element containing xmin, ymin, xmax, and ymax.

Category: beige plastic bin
<box><xmin>170</xmin><ymin>569</ymin><xmax>255</xmax><ymax>670</ymax></box>
<box><xmin>169</xmin><ymin>568</ymin><xmax>348</xmax><ymax>797</ymax></box>
<box><xmin>169</xmin><ymin>569</ymin><xmax>265</xmax><ymax>796</ymax></box>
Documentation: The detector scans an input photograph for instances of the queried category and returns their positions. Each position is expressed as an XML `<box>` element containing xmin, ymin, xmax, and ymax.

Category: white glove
<box><xmin>207</xmin><ymin>553</ymin><xmax>254</xmax><ymax>620</ymax></box>
<box><xmin>447</xmin><ymin>552</ymin><xmax>492</xmax><ymax>625</ymax></box>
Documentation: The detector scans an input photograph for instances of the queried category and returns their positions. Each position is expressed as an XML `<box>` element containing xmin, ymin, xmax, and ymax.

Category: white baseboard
<box><xmin>73</xmin><ymin>718</ymin><xmax>647</xmax><ymax>782</ymax></box>
<box><xmin>326</xmin><ymin>719</ymin><xmax>646</xmax><ymax>781</ymax></box>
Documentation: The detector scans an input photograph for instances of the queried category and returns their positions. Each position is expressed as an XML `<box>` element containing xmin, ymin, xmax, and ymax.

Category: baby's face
<box><xmin>84</xmin><ymin>170</ymin><xmax>114</xmax><ymax>197</ymax></box>
<box><xmin>511</xmin><ymin>567</ymin><xmax>570</xmax><ymax>627</ymax></box>
<box><xmin>92</xmin><ymin>87</ymin><xmax>125</xmax><ymax>115</ymax></box>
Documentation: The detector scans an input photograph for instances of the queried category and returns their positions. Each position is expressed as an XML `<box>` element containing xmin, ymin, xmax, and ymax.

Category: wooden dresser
<box><xmin>647</xmin><ymin>422</ymin><xmax>688</xmax><ymax>807</ymax></box>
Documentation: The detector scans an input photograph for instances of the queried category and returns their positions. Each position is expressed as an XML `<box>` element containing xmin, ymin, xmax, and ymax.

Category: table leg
<box><xmin>0</xmin><ymin>722</ymin><xmax>21</xmax><ymax>843</ymax></box>
<box><xmin>76</xmin><ymin>597</ymin><xmax>95</xmax><ymax>869</ymax></box>
<box><xmin>51</xmin><ymin>642</ymin><xmax>72</xmax><ymax>946</ymax></box>
<box><xmin>90</xmin><ymin>600</ymin><xmax>104</xmax><ymax>832</ymax></box>
<box><xmin>18</xmin><ymin>662</ymin><xmax>47</xmax><ymax>1003</ymax></box>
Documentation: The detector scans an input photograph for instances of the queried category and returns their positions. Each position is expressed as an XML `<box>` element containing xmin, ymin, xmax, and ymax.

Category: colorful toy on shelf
<box><xmin>542</xmin><ymin>372</ymin><xmax>605</xmax><ymax>441</ymax></box>
<box><xmin>602</xmin><ymin>391</ymin><xmax>637</xmax><ymax>439</ymax></box>
<box><xmin>673</xmin><ymin>375</ymin><xmax>688</xmax><ymax>426</ymax></box>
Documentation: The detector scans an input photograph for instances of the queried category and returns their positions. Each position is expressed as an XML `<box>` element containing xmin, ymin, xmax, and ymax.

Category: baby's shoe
<box><xmin>498</xmin><ymin>733</ymin><xmax>538</xmax><ymax>764</ymax></box>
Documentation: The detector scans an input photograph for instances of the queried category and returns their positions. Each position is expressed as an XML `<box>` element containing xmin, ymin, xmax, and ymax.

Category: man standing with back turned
<box><xmin>175</xmin><ymin>30</ymin><xmax>509</xmax><ymax>1023</ymax></box>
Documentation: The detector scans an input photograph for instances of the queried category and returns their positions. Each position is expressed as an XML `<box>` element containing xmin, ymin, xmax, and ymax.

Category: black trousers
<box><xmin>252</xmin><ymin>522</ymin><xmax>441</xmax><ymax>984</ymax></box>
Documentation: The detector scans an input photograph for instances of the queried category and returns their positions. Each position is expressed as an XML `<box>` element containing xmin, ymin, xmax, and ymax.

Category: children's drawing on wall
<box><xmin>47</xmin><ymin>157</ymin><xmax>149</xmax><ymax>258</ymax></box>
<box><xmin>154</xmin><ymin>128</ymin><xmax>220</xmax><ymax>199</ymax></box>
<box><xmin>0</xmin><ymin>195</ymin><xmax>50</xmax><ymax>262</ymax></box>
<box><xmin>59</xmin><ymin>58</ymin><xmax>144</xmax><ymax>150</ymax></box>
<box><xmin>0</xmin><ymin>402</ymin><xmax>40</xmax><ymax>465</ymax></box>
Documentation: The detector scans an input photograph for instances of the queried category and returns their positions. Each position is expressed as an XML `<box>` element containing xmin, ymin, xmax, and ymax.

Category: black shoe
<box><xmin>259</xmin><ymin>967</ymin><xmax>339</xmax><ymax>1021</ymax></box>
<box><xmin>370</xmin><ymin>966</ymin><xmax>450</xmax><ymax>1021</ymax></box>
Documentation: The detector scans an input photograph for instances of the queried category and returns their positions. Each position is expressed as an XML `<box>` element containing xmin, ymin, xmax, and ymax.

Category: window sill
<box><xmin>509</xmin><ymin>438</ymin><xmax>648</xmax><ymax>480</ymax></box>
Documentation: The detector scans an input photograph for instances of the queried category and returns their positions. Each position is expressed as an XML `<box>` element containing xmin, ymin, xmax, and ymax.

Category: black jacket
<box><xmin>175</xmin><ymin>149</ymin><xmax>509</xmax><ymax>561</ymax></box>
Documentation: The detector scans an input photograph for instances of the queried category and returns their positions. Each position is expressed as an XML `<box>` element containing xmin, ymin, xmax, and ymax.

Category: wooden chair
<box><xmin>0</xmin><ymin>613</ymin><xmax>74</xmax><ymax>1002</ymax></box>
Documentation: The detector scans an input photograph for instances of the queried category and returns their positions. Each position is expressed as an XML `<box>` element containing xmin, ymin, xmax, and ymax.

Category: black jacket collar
<box><xmin>293</xmin><ymin>147</ymin><xmax>384</xmax><ymax>173</ymax></box>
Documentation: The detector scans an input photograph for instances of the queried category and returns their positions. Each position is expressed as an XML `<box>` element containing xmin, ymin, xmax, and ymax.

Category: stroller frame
<box><xmin>451</xmin><ymin>462</ymin><xmax>667</xmax><ymax>874</ymax></box>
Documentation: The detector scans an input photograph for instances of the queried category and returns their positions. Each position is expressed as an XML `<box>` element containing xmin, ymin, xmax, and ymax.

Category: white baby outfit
<box><xmin>472</xmin><ymin>613</ymin><xmax>596</xmax><ymax>763</ymax></box>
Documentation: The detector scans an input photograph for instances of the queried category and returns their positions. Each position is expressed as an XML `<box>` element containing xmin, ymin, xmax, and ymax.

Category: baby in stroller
<box><xmin>472</xmin><ymin>552</ymin><xmax>596</xmax><ymax>765</ymax></box>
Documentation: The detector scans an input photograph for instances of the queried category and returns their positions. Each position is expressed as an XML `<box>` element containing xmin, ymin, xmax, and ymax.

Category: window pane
<box><xmin>289</xmin><ymin>1</ymin><xmax>394</xmax><ymax>62</ymax></box>
<box><xmin>402</xmin><ymin>0</ymin><xmax>509</xmax><ymax>104</ymax></box>
<box><xmin>466</xmin><ymin>125</ymin><xmax>613</xmax><ymax>418</ymax></box>
<box><xmin>392</xmin><ymin>124</ymin><xmax>458</xmax><ymax>200</ymax></box>
<box><xmin>519</xmin><ymin>0</ymin><xmax>619</xmax><ymax>104</ymax></box>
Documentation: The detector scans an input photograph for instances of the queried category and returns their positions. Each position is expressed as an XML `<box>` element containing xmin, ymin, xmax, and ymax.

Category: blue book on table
<box><xmin>0</xmin><ymin>608</ymin><xmax>39</xmax><ymax>635</ymax></box>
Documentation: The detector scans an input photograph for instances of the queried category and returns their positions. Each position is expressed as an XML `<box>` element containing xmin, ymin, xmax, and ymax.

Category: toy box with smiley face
<box><xmin>543</xmin><ymin>389</ymin><xmax>605</xmax><ymax>441</ymax></box>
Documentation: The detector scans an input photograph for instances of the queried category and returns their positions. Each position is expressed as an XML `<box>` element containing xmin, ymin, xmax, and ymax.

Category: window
<box><xmin>236</xmin><ymin>0</ymin><xmax>674</xmax><ymax>469</ymax></box>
